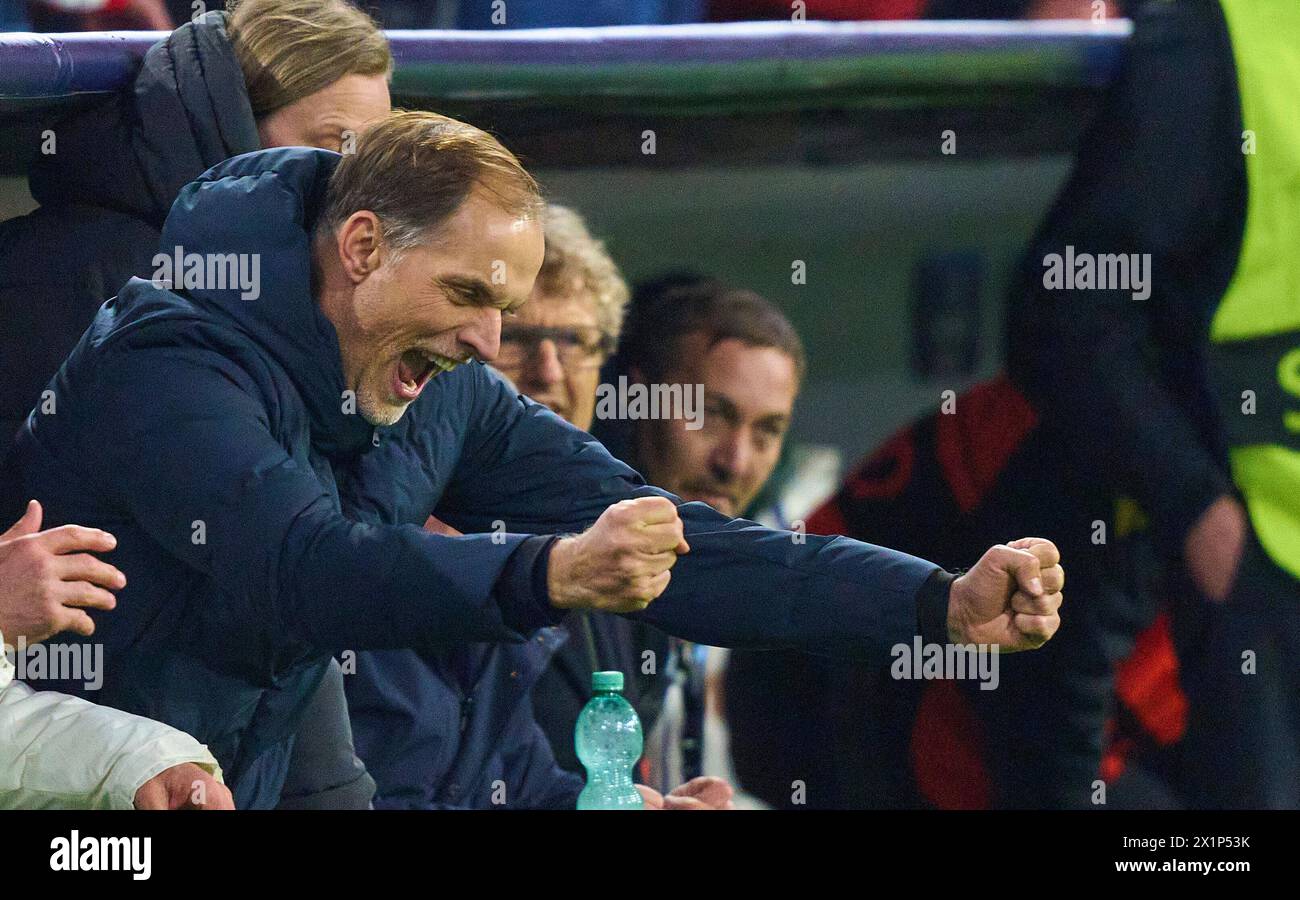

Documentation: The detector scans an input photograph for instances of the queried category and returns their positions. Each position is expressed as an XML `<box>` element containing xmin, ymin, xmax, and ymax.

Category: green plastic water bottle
<box><xmin>575</xmin><ymin>671</ymin><xmax>644</xmax><ymax>809</ymax></box>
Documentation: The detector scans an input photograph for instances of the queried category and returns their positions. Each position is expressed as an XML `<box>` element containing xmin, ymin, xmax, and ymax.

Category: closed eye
<box><xmin>436</xmin><ymin>275</ymin><xmax>515</xmax><ymax>312</ymax></box>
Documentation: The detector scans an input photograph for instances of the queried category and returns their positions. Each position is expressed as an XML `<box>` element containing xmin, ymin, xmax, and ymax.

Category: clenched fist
<box><xmin>0</xmin><ymin>500</ymin><xmax>126</xmax><ymax>644</ymax></box>
<box><xmin>547</xmin><ymin>497</ymin><xmax>690</xmax><ymax>614</ymax></box>
<box><xmin>947</xmin><ymin>537</ymin><xmax>1064</xmax><ymax>651</ymax></box>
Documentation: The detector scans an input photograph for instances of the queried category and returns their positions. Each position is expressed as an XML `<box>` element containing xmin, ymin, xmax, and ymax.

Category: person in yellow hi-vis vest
<box><xmin>1009</xmin><ymin>0</ymin><xmax>1300</xmax><ymax>808</ymax></box>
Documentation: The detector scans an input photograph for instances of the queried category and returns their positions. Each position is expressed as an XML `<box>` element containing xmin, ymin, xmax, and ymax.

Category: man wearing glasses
<box><xmin>491</xmin><ymin>207</ymin><xmax>667</xmax><ymax>779</ymax></box>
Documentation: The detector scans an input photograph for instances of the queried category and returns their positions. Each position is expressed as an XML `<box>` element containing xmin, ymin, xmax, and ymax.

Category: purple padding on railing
<box><xmin>0</xmin><ymin>30</ymin><xmax>164</xmax><ymax>98</ymax></box>
<box><xmin>389</xmin><ymin>20</ymin><xmax>1130</xmax><ymax>65</ymax></box>
<box><xmin>0</xmin><ymin>20</ymin><xmax>1131</xmax><ymax>100</ymax></box>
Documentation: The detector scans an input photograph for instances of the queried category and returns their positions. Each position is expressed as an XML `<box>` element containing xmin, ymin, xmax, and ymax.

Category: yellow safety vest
<box><xmin>1210</xmin><ymin>0</ymin><xmax>1300</xmax><ymax>579</ymax></box>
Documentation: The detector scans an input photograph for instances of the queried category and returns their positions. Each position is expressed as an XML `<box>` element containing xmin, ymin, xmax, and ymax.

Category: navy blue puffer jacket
<box><xmin>1</xmin><ymin>148</ymin><xmax>557</xmax><ymax>808</ymax></box>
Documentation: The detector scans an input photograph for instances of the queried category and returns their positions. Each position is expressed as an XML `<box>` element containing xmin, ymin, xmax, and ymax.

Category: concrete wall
<box><xmin>538</xmin><ymin>156</ymin><xmax>1070</xmax><ymax>461</ymax></box>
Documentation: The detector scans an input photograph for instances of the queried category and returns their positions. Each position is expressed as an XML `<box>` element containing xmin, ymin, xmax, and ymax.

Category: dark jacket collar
<box><xmin>29</xmin><ymin>11</ymin><xmax>259</xmax><ymax>227</ymax></box>
<box><xmin>156</xmin><ymin>146</ymin><xmax>374</xmax><ymax>458</ymax></box>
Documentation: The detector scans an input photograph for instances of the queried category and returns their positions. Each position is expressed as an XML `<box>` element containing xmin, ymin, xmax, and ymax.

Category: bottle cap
<box><xmin>591</xmin><ymin>671</ymin><xmax>624</xmax><ymax>692</ymax></box>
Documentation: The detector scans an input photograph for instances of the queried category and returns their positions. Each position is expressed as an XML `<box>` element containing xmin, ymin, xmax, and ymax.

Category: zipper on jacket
<box><xmin>459</xmin><ymin>693</ymin><xmax>474</xmax><ymax>734</ymax></box>
<box><xmin>580</xmin><ymin>613</ymin><xmax>601</xmax><ymax>675</ymax></box>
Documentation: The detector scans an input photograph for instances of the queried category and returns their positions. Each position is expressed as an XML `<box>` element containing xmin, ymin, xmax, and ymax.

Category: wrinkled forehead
<box><xmin>669</xmin><ymin>334</ymin><xmax>799</xmax><ymax>411</ymax></box>
<box><xmin>512</xmin><ymin>287</ymin><xmax>601</xmax><ymax>329</ymax></box>
<box><xmin>431</xmin><ymin>194</ymin><xmax>542</xmax><ymax>259</ymax></box>
<box><xmin>419</xmin><ymin>199</ymin><xmax>544</xmax><ymax>304</ymax></box>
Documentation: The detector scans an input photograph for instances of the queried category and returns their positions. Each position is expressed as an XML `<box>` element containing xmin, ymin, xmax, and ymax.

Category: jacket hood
<box><xmin>29</xmin><ymin>11</ymin><xmax>259</xmax><ymax>226</ymax></box>
<box><xmin>137</xmin><ymin>146</ymin><xmax>372</xmax><ymax>458</ymax></box>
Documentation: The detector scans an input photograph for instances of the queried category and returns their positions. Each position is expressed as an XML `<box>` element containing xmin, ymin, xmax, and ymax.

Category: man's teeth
<box><xmin>422</xmin><ymin>352</ymin><xmax>458</xmax><ymax>374</ymax></box>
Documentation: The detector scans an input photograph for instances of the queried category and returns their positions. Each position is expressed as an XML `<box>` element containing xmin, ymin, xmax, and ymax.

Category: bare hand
<box><xmin>547</xmin><ymin>497</ymin><xmax>690</xmax><ymax>614</ymax></box>
<box><xmin>637</xmin><ymin>777</ymin><xmax>734</xmax><ymax>810</ymax></box>
<box><xmin>947</xmin><ymin>537</ymin><xmax>1063</xmax><ymax>651</ymax></box>
<box><xmin>134</xmin><ymin>763</ymin><xmax>234</xmax><ymax>810</ymax></box>
<box><xmin>0</xmin><ymin>500</ymin><xmax>126</xmax><ymax>644</ymax></box>
<box><xmin>1184</xmin><ymin>495</ymin><xmax>1247</xmax><ymax>603</ymax></box>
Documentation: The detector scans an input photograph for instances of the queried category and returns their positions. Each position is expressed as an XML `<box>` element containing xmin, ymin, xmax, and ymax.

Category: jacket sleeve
<box><xmin>77</xmin><ymin>346</ymin><xmax>553</xmax><ymax>654</ymax></box>
<box><xmin>0</xmin><ymin>635</ymin><xmax>222</xmax><ymax>810</ymax></box>
<box><xmin>1004</xmin><ymin>0</ymin><xmax>1236</xmax><ymax>549</ymax></box>
<box><xmin>436</xmin><ymin>366</ymin><xmax>942</xmax><ymax>661</ymax></box>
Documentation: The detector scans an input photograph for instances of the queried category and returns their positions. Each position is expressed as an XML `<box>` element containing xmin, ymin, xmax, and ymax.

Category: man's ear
<box><xmin>628</xmin><ymin>364</ymin><xmax>648</xmax><ymax>386</ymax></box>
<box><xmin>336</xmin><ymin>211</ymin><xmax>384</xmax><ymax>284</ymax></box>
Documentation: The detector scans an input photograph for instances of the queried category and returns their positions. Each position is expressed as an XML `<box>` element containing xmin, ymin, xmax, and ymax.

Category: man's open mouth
<box><xmin>393</xmin><ymin>349</ymin><xmax>459</xmax><ymax>401</ymax></box>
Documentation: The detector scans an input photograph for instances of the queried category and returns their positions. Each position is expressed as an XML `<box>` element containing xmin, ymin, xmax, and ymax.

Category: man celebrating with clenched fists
<box><xmin>548</xmin><ymin>499</ymin><xmax>1062</xmax><ymax>650</ymax></box>
<box><xmin>5</xmin><ymin>113</ymin><xmax>1062</xmax><ymax>809</ymax></box>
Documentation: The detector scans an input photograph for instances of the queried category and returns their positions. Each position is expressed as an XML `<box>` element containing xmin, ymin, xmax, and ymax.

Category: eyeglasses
<box><xmin>497</xmin><ymin>325</ymin><xmax>613</xmax><ymax>371</ymax></box>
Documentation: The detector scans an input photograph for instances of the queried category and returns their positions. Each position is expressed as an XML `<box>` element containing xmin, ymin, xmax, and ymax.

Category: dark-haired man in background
<box><xmin>581</xmin><ymin>275</ymin><xmax>806</xmax><ymax>790</ymax></box>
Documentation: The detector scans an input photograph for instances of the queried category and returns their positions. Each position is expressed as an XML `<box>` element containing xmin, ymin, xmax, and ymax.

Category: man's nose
<box><xmin>709</xmin><ymin>428</ymin><xmax>750</xmax><ymax>481</ymax></box>
<box><xmin>460</xmin><ymin>309</ymin><xmax>501</xmax><ymax>363</ymax></box>
<box><xmin>528</xmin><ymin>339</ymin><xmax>566</xmax><ymax>387</ymax></box>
